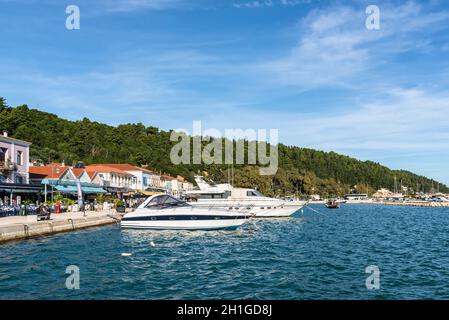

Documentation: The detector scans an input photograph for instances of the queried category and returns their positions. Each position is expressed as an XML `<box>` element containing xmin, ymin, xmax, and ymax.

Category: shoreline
<box><xmin>2</xmin><ymin>200</ymin><xmax>448</xmax><ymax>244</ymax></box>
<box><xmin>0</xmin><ymin>210</ymin><xmax>124</xmax><ymax>244</ymax></box>
<box><xmin>309</xmin><ymin>200</ymin><xmax>449</xmax><ymax>207</ymax></box>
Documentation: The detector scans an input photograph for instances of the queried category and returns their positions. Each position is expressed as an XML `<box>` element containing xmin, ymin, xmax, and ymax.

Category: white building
<box><xmin>86</xmin><ymin>164</ymin><xmax>134</xmax><ymax>193</ymax></box>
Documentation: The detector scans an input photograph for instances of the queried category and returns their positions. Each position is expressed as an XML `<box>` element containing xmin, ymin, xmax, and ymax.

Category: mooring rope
<box><xmin>303</xmin><ymin>203</ymin><xmax>328</xmax><ymax>216</ymax></box>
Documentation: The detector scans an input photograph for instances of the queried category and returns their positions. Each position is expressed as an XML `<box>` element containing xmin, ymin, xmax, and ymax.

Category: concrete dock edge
<box><xmin>0</xmin><ymin>214</ymin><xmax>123</xmax><ymax>244</ymax></box>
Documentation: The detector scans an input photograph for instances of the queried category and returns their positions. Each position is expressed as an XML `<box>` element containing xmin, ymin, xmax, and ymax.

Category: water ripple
<box><xmin>1</xmin><ymin>205</ymin><xmax>449</xmax><ymax>299</ymax></box>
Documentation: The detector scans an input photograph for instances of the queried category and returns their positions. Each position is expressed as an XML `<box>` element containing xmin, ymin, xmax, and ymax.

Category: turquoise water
<box><xmin>1</xmin><ymin>204</ymin><xmax>449</xmax><ymax>299</ymax></box>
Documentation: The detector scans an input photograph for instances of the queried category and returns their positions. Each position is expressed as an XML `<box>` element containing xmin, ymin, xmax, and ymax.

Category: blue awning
<box><xmin>54</xmin><ymin>185</ymin><xmax>106</xmax><ymax>194</ymax></box>
<box><xmin>82</xmin><ymin>187</ymin><xmax>106</xmax><ymax>194</ymax></box>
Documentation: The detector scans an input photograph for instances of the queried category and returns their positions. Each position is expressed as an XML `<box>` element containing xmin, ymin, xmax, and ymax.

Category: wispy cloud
<box><xmin>0</xmin><ymin>49</ymin><xmax>250</xmax><ymax>126</ymax></box>
<box><xmin>187</xmin><ymin>88</ymin><xmax>449</xmax><ymax>151</ymax></box>
<box><xmin>291</xmin><ymin>88</ymin><xmax>449</xmax><ymax>151</ymax></box>
<box><xmin>258</xmin><ymin>2</ymin><xmax>449</xmax><ymax>89</ymax></box>
<box><xmin>233</xmin><ymin>0</ymin><xmax>310</xmax><ymax>9</ymax></box>
<box><xmin>104</xmin><ymin>0</ymin><xmax>189</xmax><ymax>12</ymax></box>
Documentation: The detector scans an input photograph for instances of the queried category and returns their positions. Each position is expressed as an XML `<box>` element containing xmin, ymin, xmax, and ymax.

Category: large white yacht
<box><xmin>185</xmin><ymin>176</ymin><xmax>305</xmax><ymax>218</ymax></box>
<box><xmin>121</xmin><ymin>194</ymin><xmax>250</xmax><ymax>230</ymax></box>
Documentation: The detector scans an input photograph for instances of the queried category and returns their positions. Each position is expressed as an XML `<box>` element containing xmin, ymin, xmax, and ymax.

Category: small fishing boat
<box><xmin>121</xmin><ymin>194</ymin><xmax>250</xmax><ymax>230</ymax></box>
<box><xmin>325</xmin><ymin>199</ymin><xmax>340</xmax><ymax>209</ymax></box>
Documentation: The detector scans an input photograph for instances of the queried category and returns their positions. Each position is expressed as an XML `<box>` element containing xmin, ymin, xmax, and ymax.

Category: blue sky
<box><xmin>1</xmin><ymin>0</ymin><xmax>449</xmax><ymax>184</ymax></box>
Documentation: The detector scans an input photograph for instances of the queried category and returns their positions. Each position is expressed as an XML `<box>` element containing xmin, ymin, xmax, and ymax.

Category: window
<box><xmin>0</xmin><ymin>147</ymin><xmax>7</xmax><ymax>162</ymax></box>
<box><xmin>143</xmin><ymin>177</ymin><xmax>148</xmax><ymax>186</ymax></box>
<box><xmin>145</xmin><ymin>194</ymin><xmax>190</xmax><ymax>209</ymax></box>
<box><xmin>17</xmin><ymin>151</ymin><xmax>23</xmax><ymax>165</ymax></box>
<box><xmin>199</xmin><ymin>193</ymin><xmax>226</xmax><ymax>199</ymax></box>
<box><xmin>15</xmin><ymin>175</ymin><xmax>23</xmax><ymax>184</ymax></box>
<box><xmin>247</xmin><ymin>190</ymin><xmax>264</xmax><ymax>197</ymax></box>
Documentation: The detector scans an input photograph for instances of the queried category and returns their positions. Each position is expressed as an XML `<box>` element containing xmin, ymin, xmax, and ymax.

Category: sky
<box><xmin>0</xmin><ymin>0</ymin><xmax>449</xmax><ymax>184</ymax></box>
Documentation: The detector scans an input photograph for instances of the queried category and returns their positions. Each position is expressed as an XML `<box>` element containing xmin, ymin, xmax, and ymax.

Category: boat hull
<box><xmin>121</xmin><ymin>214</ymin><xmax>248</xmax><ymax>230</ymax></box>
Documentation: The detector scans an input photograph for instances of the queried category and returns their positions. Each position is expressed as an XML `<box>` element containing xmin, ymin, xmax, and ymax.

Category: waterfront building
<box><xmin>85</xmin><ymin>164</ymin><xmax>134</xmax><ymax>196</ymax></box>
<box><xmin>29</xmin><ymin>163</ymin><xmax>73</xmax><ymax>185</ymax></box>
<box><xmin>372</xmin><ymin>188</ymin><xmax>394</xmax><ymax>199</ymax></box>
<box><xmin>0</xmin><ymin>132</ymin><xmax>41</xmax><ymax>204</ymax></box>
<box><xmin>29</xmin><ymin>163</ymin><xmax>105</xmax><ymax>200</ymax></box>
<box><xmin>308</xmin><ymin>194</ymin><xmax>321</xmax><ymax>201</ymax></box>
<box><xmin>161</xmin><ymin>174</ymin><xmax>180</xmax><ymax>197</ymax></box>
<box><xmin>0</xmin><ymin>132</ymin><xmax>30</xmax><ymax>184</ymax></box>
<box><xmin>72</xmin><ymin>167</ymin><xmax>92</xmax><ymax>183</ymax></box>
<box><xmin>182</xmin><ymin>180</ymin><xmax>194</xmax><ymax>192</ymax></box>
<box><xmin>148</xmin><ymin>173</ymin><xmax>163</xmax><ymax>190</ymax></box>
<box><xmin>88</xmin><ymin>164</ymin><xmax>162</xmax><ymax>192</ymax></box>
<box><xmin>344</xmin><ymin>193</ymin><xmax>369</xmax><ymax>201</ymax></box>
<box><xmin>158</xmin><ymin>175</ymin><xmax>193</xmax><ymax>197</ymax></box>
<box><xmin>27</xmin><ymin>161</ymin><xmax>192</xmax><ymax>200</ymax></box>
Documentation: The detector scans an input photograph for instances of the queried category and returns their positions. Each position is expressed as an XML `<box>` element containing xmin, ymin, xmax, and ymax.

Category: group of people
<box><xmin>0</xmin><ymin>195</ymin><xmax>148</xmax><ymax>219</ymax></box>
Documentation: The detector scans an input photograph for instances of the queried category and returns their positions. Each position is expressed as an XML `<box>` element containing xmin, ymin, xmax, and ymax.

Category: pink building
<box><xmin>0</xmin><ymin>131</ymin><xmax>30</xmax><ymax>184</ymax></box>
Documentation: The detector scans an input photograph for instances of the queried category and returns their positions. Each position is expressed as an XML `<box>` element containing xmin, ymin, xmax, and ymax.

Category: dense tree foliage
<box><xmin>1</xmin><ymin>98</ymin><xmax>447</xmax><ymax>197</ymax></box>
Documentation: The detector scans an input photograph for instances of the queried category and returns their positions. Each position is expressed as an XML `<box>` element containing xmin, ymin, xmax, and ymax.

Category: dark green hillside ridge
<box><xmin>1</xmin><ymin>97</ymin><xmax>447</xmax><ymax>196</ymax></box>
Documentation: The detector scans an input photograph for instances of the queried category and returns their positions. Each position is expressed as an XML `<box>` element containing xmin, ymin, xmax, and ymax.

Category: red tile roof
<box><xmin>161</xmin><ymin>174</ymin><xmax>177</xmax><ymax>181</ymax></box>
<box><xmin>85</xmin><ymin>165</ymin><xmax>133</xmax><ymax>176</ymax></box>
<box><xmin>87</xmin><ymin>164</ymin><xmax>154</xmax><ymax>174</ymax></box>
<box><xmin>71</xmin><ymin>168</ymin><xmax>86</xmax><ymax>178</ymax></box>
<box><xmin>29</xmin><ymin>164</ymin><xmax>70</xmax><ymax>179</ymax></box>
<box><xmin>86</xmin><ymin>171</ymin><xmax>97</xmax><ymax>179</ymax></box>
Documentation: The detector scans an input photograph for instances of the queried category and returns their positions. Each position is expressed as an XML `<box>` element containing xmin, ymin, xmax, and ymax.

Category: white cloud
<box><xmin>259</xmin><ymin>2</ymin><xmax>449</xmax><ymax>89</ymax></box>
<box><xmin>188</xmin><ymin>88</ymin><xmax>449</xmax><ymax>168</ymax></box>
<box><xmin>292</xmin><ymin>88</ymin><xmax>449</xmax><ymax>151</ymax></box>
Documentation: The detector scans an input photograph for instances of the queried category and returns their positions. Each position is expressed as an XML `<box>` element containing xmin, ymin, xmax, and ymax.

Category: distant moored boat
<box><xmin>325</xmin><ymin>199</ymin><xmax>340</xmax><ymax>209</ymax></box>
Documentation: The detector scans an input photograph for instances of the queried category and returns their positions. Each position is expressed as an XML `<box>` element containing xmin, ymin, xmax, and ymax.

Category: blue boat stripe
<box><xmin>122</xmin><ymin>215</ymin><xmax>247</xmax><ymax>221</ymax></box>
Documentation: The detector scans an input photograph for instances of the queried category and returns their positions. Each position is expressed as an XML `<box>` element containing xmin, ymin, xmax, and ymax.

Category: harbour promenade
<box><xmin>0</xmin><ymin>210</ymin><xmax>124</xmax><ymax>243</ymax></box>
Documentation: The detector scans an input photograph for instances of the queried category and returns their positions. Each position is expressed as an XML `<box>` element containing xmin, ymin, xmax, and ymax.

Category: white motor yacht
<box><xmin>121</xmin><ymin>194</ymin><xmax>250</xmax><ymax>230</ymax></box>
<box><xmin>185</xmin><ymin>176</ymin><xmax>305</xmax><ymax>218</ymax></box>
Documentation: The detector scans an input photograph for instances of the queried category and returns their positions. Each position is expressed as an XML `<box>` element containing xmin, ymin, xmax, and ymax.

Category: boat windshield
<box><xmin>145</xmin><ymin>195</ymin><xmax>190</xmax><ymax>209</ymax></box>
<box><xmin>246</xmin><ymin>190</ymin><xmax>264</xmax><ymax>197</ymax></box>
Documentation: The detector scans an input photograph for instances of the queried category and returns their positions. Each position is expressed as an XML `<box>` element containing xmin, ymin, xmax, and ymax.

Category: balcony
<box><xmin>0</xmin><ymin>160</ymin><xmax>17</xmax><ymax>174</ymax></box>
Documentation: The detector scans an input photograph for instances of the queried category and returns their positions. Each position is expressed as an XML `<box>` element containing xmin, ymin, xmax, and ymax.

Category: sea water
<box><xmin>1</xmin><ymin>204</ymin><xmax>449</xmax><ymax>299</ymax></box>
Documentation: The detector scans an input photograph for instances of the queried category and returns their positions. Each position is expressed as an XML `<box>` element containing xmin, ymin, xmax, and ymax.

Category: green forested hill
<box><xmin>1</xmin><ymin>97</ymin><xmax>447</xmax><ymax>196</ymax></box>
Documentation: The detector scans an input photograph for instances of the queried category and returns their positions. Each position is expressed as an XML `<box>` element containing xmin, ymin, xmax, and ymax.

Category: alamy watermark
<box><xmin>170</xmin><ymin>121</ymin><xmax>279</xmax><ymax>175</ymax></box>
<box><xmin>65</xmin><ymin>265</ymin><xmax>80</xmax><ymax>290</ymax></box>
<box><xmin>365</xmin><ymin>5</ymin><xmax>380</xmax><ymax>30</ymax></box>
<box><xmin>365</xmin><ymin>265</ymin><xmax>380</xmax><ymax>290</ymax></box>
<box><xmin>66</xmin><ymin>5</ymin><xmax>80</xmax><ymax>30</ymax></box>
